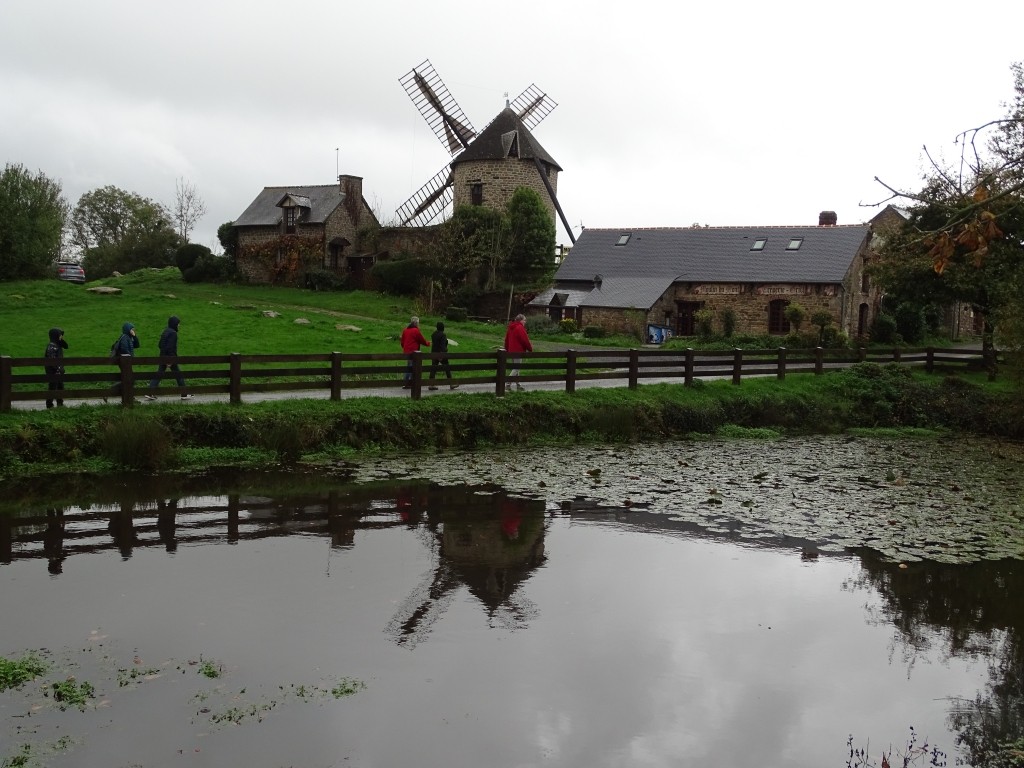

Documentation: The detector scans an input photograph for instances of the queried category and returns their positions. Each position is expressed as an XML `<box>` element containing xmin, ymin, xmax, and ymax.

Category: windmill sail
<box><xmin>399</xmin><ymin>60</ymin><xmax>476</xmax><ymax>156</ymax></box>
<box><xmin>395</xmin><ymin>166</ymin><xmax>454</xmax><ymax>226</ymax></box>
<box><xmin>509</xmin><ymin>84</ymin><xmax>557</xmax><ymax>130</ymax></box>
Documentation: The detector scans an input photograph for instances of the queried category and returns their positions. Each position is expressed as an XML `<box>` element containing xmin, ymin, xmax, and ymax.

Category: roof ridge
<box><xmin>582</xmin><ymin>224</ymin><xmax>869</xmax><ymax>231</ymax></box>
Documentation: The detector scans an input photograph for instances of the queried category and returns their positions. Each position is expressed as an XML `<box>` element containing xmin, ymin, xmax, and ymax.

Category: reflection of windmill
<box><xmin>396</xmin><ymin>59</ymin><xmax>575</xmax><ymax>244</ymax></box>
<box><xmin>385</xmin><ymin>502</ymin><xmax>547</xmax><ymax>649</ymax></box>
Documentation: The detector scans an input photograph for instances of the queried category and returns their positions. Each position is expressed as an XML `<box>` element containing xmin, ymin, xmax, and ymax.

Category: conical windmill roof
<box><xmin>451</xmin><ymin>107</ymin><xmax>562</xmax><ymax>170</ymax></box>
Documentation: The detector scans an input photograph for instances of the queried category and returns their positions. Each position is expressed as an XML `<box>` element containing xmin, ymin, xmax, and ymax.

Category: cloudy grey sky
<box><xmin>3</xmin><ymin>0</ymin><xmax>1022</xmax><ymax>253</ymax></box>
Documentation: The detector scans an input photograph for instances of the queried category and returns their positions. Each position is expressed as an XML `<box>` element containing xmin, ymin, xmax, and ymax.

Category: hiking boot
<box><xmin>428</xmin><ymin>386</ymin><xmax>438</xmax><ymax>391</ymax></box>
<box><xmin>144</xmin><ymin>394</ymin><xmax>158</xmax><ymax>401</ymax></box>
<box><xmin>450</xmin><ymin>384</ymin><xmax>460</xmax><ymax>390</ymax></box>
<box><xmin>515</xmin><ymin>383</ymin><xmax>525</xmax><ymax>391</ymax></box>
<box><xmin>180</xmin><ymin>394</ymin><xmax>194</xmax><ymax>400</ymax></box>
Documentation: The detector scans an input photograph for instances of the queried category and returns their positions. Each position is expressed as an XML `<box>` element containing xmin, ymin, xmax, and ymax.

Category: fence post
<box><xmin>732</xmin><ymin>348</ymin><xmax>742</xmax><ymax>385</ymax></box>
<box><xmin>684</xmin><ymin>348</ymin><xmax>694</xmax><ymax>386</ymax></box>
<box><xmin>777</xmin><ymin>347</ymin><xmax>786</xmax><ymax>380</ymax></box>
<box><xmin>893</xmin><ymin>346</ymin><xmax>902</xmax><ymax>363</ymax></box>
<box><xmin>410</xmin><ymin>352</ymin><xmax>422</xmax><ymax>399</ymax></box>
<box><xmin>925</xmin><ymin>347</ymin><xmax>934</xmax><ymax>373</ymax></box>
<box><xmin>858</xmin><ymin>346</ymin><xmax>866</xmax><ymax>363</ymax></box>
<box><xmin>629</xmin><ymin>349</ymin><xmax>639</xmax><ymax>389</ymax></box>
<box><xmin>330</xmin><ymin>352</ymin><xmax>342</xmax><ymax>400</ymax></box>
<box><xmin>0</xmin><ymin>356</ymin><xmax>11</xmax><ymax>413</ymax></box>
<box><xmin>566</xmin><ymin>349</ymin><xmax>577</xmax><ymax>394</ymax></box>
<box><xmin>814</xmin><ymin>347</ymin><xmax>824</xmax><ymax>375</ymax></box>
<box><xmin>119</xmin><ymin>356</ymin><xmax>134</xmax><ymax>406</ymax></box>
<box><xmin>229</xmin><ymin>353</ymin><xmax>242</xmax><ymax>404</ymax></box>
<box><xmin>496</xmin><ymin>349</ymin><xmax>507</xmax><ymax>397</ymax></box>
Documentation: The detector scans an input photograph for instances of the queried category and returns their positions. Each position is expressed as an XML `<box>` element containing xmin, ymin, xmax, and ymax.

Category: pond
<box><xmin>2</xmin><ymin>435</ymin><xmax>1024</xmax><ymax>767</ymax></box>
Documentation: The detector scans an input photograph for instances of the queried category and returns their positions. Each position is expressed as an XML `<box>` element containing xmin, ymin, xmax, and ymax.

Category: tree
<box><xmin>172</xmin><ymin>178</ymin><xmax>207</xmax><ymax>243</ymax></box>
<box><xmin>70</xmin><ymin>185</ymin><xmax>180</xmax><ymax>277</ymax></box>
<box><xmin>504</xmin><ymin>187</ymin><xmax>556</xmax><ymax>285</ymax></box>
<box><xmin>0</xmin><ymin>163</ymin><xmax>70</xmax><ymax>280</ymax></box>
<box><xmin>870</xmin><ymin>61</ymin><xmax>1024</xmax><ymax>378</ymax></box>
<box><xmin>784</xmin><ymin>303</ymin><xmax>806</xmax><ymax>333</ymax></box>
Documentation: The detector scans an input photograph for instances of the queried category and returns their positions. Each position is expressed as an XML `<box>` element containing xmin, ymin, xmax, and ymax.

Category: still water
<box><xmin>2</xmin><ymin>436</ymin><xmax>1024</xmax><ymax>767</ymax></box>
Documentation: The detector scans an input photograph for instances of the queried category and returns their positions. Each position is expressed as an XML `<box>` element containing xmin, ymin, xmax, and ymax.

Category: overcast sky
<box><xmin>3</xmin><ymin>0</ymin><xmax>1023</xmax><ymax>253</ymax></box>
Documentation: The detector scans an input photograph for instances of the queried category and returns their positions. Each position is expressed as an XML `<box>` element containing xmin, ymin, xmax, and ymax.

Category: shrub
<box><xmin>101</xmin><ymin>411</ymin><xmax>175</xmax><ymax>471</ymax></box>
<box><xmin>175</xmin><ymin>243</ymin><xmax>210</xmax><ymax>273</ymax></box>
<box><xmin>894</xmin><ymin>303</ymin><xmax>926</xmax><ymax>344</ymax></box>
<box><xmin>694</xmin><ymin>309</ymin><xmax>715</xmax><ymax>340</ymax></box>
<box><xmin>720</xmin><ymin>308</ymin><xmax>736</xmax><ymax>338</ymax></box>
<box><xmin>558</xmin><ymin>318</ymin><xmax>578</xmax><ymax>334</ymax></box>
<box><xmin>582</xmin><ymin>325</ymin><xmax>607</xmax><ymax>339</ymax></box>
<box><xmin>784</xmin><ymin>303</ymin><xmax>807</xmax><ymax>332</ymax></box>
<box><xmin>526</xmin><ymin>315</ymin><xmax>559</xmax><ymax>335</ymax></box>
<box><xmin>252</xmin><ymin>420</ymin><xmax>306</xmax><ymax>464</ymax></box>
<box><xmin>183</xmin><ymin>253</ymin><xmax>232</xmax><ymax>283</ymax></box>
<box><xmin>303</xmin><ymin>269</ymin><xmax>347</xmax><ymax>292</ymax></box>
<box><xmin>870</xmin><ymin>313</ymin><xmax>898</xmax><ymax>344</ymax></box>
<box><xmin>370</xmin><ymin>257</ymin><xmax>429</xmax><ymax>297</ymax></box>
<box><xmin>445</xmin><ymin>306</ymin><xmax>468</xmax><ymax>322</ymax></box>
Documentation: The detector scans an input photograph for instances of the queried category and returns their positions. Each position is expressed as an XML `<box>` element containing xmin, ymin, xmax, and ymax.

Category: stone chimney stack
<box><xmin>818</xmin><ymin>210</ymin><xmax>838</xmax><ymax>226</ymax></box>
<box><xmin>338</xmin><ymin>174</ymin><xmax>363</xmax><ymax>224</ymax></box>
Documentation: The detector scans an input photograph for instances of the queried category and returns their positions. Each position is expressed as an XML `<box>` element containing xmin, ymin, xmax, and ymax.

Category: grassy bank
<box><xmin>2</xmin><ymin>363</ymin><xmax>1021</xmax><ymax>481</ymax></box>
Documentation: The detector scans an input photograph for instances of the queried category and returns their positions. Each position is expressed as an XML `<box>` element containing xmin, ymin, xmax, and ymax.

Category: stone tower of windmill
<box><xmin>395</xmin><ymin>60</ymin><xmax>574</xmax><ymax>244</ymax></box>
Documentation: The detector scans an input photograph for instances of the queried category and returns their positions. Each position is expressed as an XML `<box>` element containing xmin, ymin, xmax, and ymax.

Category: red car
<box><xmin>55</xmin><ymin>262</ymin><xmax>86</xmax><ymax>284</ymax></box>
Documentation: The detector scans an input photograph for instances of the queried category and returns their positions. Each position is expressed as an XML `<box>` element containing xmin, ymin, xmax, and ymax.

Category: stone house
<box><xmin>233</xmin><ymin>175</ymin><xmax>380</xmax><ymax>285</ymax></box>
<box><xmin>529</xmin><ymin>211</ymin><xmax>880</xmax><ymax>340</ymax></box>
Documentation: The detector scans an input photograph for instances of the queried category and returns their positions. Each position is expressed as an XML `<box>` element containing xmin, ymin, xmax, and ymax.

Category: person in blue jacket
<box><xmin>44</xmin><ymin>327</ymin><xmax>68</xmax><ymax>408</ymax></box>
<box><xmin>146</xmin><ymin>316</ymin><xmax>192</xmax><ymax>400</ymax></box>
<box><xmin>107</xmin><ymin>321</ymin><xmax>141</xmax><ymax>401</ymax></box>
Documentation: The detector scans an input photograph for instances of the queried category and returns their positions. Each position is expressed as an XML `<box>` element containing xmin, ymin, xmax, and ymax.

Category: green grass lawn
<box><xmin>0</xmin><ymin>269</ymin><xmax>521</xmax><ymax>359</ymax></box>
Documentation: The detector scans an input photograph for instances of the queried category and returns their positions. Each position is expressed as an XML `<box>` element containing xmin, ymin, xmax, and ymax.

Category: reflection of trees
<box><xmin>849</xmin><ymin>554</ymin><xmax>1024</xmax><ymax>765</ymax></box>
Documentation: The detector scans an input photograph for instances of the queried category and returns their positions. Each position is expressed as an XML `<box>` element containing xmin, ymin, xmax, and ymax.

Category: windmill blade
<box><xmin>509</xmin><ymin>84</ymin><xmax>557</xmax><ymax>130</ymax></box>
<box><xmin>399</xmin><ymin>60</ymin><xmax>476</xmax><ymax>156</ymax></box>
<box><xmin>395</xmin><ymin>166</ymin><xmax>454</xmax><ymax>227</ymax></box>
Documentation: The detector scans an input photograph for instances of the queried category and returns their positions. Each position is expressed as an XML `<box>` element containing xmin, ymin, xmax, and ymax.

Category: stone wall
<box><xmin>452</xmin><ymin>159</ymin><xmax>558</xmax><ymax>225</ymax></box>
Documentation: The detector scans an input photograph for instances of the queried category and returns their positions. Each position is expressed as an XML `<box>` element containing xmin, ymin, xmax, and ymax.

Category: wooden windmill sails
<box><xmin>396</xmin><ymin>60</ymin><xmax>572</xmax><ymax>242</ymax></box>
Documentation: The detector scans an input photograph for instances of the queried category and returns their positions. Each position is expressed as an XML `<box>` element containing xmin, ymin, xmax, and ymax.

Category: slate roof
<box><xmin>452</xmin><ymin>107</ymin><xmax>562</xmax><ymax>170</ymax></box>
<box><xmin>532</xmin><ymin>224</ymin><xmax>871</xmax><ymax>310</ymax></box>
<box><xmin>234</xmin><ymin>184</ymin><xmax>347</xmax><ymax>226</ymax></box>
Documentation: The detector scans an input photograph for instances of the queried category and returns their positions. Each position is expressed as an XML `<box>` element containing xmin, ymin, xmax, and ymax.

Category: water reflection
<box><xmin>1</xmin><ymin>474</ymin><xmax>1022</xmax><ymax>765</ymax></box>
<box><xmin>849</xmin><ymin>555</ymin><xmax>1024</xmax><ymax>765</ymax></box>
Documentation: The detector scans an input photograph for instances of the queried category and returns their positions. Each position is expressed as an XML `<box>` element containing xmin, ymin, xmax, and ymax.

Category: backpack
<box><xmin>110</xmin><ymin>338</ymin><xmax>120</xmax><ymax>363</ymax></box>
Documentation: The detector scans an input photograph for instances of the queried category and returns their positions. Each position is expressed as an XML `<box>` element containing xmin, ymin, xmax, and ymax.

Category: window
<box><xmin>615</xmin><ymin>233</ymin><xmax>631</xmax><ymax>246</ymax></box>
<box><xmin>768</xmin><ymin>299</ymin><xmax>791</xmax><ymax>335</ymax></box>
<box><xmin>751</xmin><ymin>238</ymin><xmax>767</xmax><ymax>251</ymax></box>
<box><xmin>861</xmin><ymin>272</ymin><xmax>870</xmax><ymax>293</ymax></box>
<box><xmin>470</xmin><ymin>183</ymin><xmax>483</xmax><ymax>206</ymax></box>
<box><xmin>283</xmin><ymin>207</ymin><xmax>297</xmax><ymax>235</ymax></box>
<box><xmin>786</xmin><ymin>238</ymin><xmax>803</xmax><ymax>250</ymax></box>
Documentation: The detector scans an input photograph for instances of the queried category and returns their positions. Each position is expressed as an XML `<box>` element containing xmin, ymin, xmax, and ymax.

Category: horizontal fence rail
<box><xmin>0</xmin><ymin>347</ymin><xmax>991</xmax><ymax>411</ymax></box>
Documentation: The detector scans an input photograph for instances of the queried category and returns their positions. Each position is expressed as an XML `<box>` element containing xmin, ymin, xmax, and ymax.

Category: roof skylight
<box><xmin>786</xmin><ymin>238</ymin><xmax>804</xmax><ymax>250</ymax></box>
<box><xmin>616</xmin><ymin>234</ymin><xmax>631</xmax><ymax>246</ymax></box>
<box><xmin>750</xmin><ymin>239</ymin><xmax>767</xmax><ymax>251</ymax></box>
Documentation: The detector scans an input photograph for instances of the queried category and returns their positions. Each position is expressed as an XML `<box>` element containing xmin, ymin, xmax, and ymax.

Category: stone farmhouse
<box><xmin>233</xmin><ymin>175</ymin><xmax>380</xmax><ymax>286</ymax></box>
<box><xmin>529</xmin><ymin>211</ymin><xmax>880</xmax><ymax>340</ymax></box>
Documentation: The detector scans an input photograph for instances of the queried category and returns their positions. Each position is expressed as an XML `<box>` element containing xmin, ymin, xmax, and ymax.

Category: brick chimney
<box><xmin>818</xmin><ymin>210</ymin><xmax>838</xmax><ymax>226</ymax></box>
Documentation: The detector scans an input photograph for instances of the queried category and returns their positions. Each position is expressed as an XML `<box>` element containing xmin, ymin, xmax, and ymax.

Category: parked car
<box><xmin>55</xmin><ymin>262</ymin><xmax>86</xmax><ymax>284</ymax></box>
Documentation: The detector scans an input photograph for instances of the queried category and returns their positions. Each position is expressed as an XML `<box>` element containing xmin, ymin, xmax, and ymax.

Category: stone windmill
<box><xmin>395</xmin><ymin>60</ymin><xmax>575</xmax><ymax>243</ymax></box>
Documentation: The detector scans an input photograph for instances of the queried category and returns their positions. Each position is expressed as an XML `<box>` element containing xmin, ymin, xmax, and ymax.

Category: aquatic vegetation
<box><xmin>48</xmin><ymin>678</ymin><xmax>94</xmax><ymax>710</ymax></box>
<box><xmin>0</xmin><ymin>653</ymin><xmax>47</xmax><ymax>691</ymax></box>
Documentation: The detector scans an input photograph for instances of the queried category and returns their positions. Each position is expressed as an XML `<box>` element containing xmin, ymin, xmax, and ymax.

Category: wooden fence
<box><xmin>0</xmin><ymin>346</ymin><xmax>988</xmax><ymax>411</ymax></box>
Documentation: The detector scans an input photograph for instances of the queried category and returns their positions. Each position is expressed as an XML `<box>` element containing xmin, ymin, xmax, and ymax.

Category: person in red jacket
<box><xmin>400</xmin><ymin>316</ymin><xmax>430</xmax><ymax>388</ymax></box>
<box><xmin>503</xmin><ymin>313</ymin><xmax>532</xmax><ymax>391</ymax></box>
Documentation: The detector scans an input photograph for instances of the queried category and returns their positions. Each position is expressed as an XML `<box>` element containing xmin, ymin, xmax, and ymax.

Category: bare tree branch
<box><xmin>173</xmin><ymin>178</ymin><xmax>208</xmax><ymax>243</ymax></box>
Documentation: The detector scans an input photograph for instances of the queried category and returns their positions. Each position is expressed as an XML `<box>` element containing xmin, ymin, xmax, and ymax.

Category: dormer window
<box><xmin>751</xmin><ymin>239</ymin><xmax>767</xmax><ymax>251</ymax></box>
<box><xmin>615</xmin><ymin>234</ymin><xmax>631</xmax><ymax>246</ymax></box>
<box><xmin>786</xmin><ymin>238</ymin><xmax>804</xmax><ymax>250</ymax></box>
<box><xmin>284</xmin><ymin>207</ymin><xmax>298</xmax><ymax>234</ymax></box>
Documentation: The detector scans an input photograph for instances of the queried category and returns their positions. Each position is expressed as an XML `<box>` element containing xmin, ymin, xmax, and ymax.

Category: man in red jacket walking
<box><xmin>503</xmin><ymin>313</ymin><xmax>532</xmax><ymax>391</ymax></box>
<box><xmin>400</xmin><ymin>316</ymin><xmax>430</xmax><ymax>388</ymax></box>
